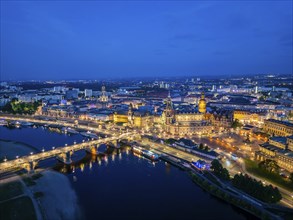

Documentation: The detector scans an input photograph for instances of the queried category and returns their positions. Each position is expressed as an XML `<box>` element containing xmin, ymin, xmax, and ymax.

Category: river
<box><xmin>0</xmin><ymin>126</ymin><xmax>258</xmax><ymax>220</ymax></box>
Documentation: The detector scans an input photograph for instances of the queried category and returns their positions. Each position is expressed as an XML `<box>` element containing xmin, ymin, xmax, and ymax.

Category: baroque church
<box><xmin>161</xmin><ymin>92</ymin><xmax>212</xmax><ymax>136</ymax></box>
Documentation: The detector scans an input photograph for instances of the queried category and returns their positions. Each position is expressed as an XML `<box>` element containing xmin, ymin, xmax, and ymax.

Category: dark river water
<box><xmin>0</xmin><ymin>126</ymin><xmax>258</xmax><ymax>220</ymax></box>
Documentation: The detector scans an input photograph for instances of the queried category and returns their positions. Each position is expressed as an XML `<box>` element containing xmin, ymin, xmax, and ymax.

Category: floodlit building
<box><xmin>263</xmin><ymin>119</ymin><xmax>293</xmax><ymax>136</ymax></box>
<box><xmin>161</xmin><ymin>92</ymin><xmax>212</xmax><ymax>136</ymax></box>
<box><xmin>255</xmin><ymin>135</ymin><xmax>293</xmax><ymax>172</ymax></box>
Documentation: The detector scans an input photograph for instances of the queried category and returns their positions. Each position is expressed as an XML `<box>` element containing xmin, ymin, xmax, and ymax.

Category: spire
<box><xmin>128</xmin><ymin>103</ymin><xmax>133</xmax><ymax>111</ymax></box>
<box><xmin>201</xmin><ymin>91</ymin><xmax>205</xmax><ymax>99</ymax></box>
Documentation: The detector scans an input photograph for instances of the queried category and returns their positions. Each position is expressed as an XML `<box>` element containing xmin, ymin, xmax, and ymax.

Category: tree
<box><xmin>165</xmin><ymin>138</ymin><xmax>177</xmax><ymax>145</ymax></box>
<box><xmin>1</xmin><ymin>100</ymin><xmax>41</xmax><ymax>115</ymax></box>
<box><xmin>232</xmin><ymin>173</ymin><xmax>282</xmax><ymax>203</ymax></box>
<box><xmin>199</xmin><ymin>143</ymin><xmax>204</xmax><ymax>150</ymax></box>
<box><xmin>211</xmin><ymin>159</ymin><xmax>222</xmax><ymax>173</ymax></box>
<box><xmin>211</xmin><ymin>159</ymin><xmax>230</xmax><ymax>181</ymax></box>
<box><xmin>289</xmin><ymin>173</ymin><xmax>293</xmax><ymax>185</ymax></box>
<box><xmin>258</xmin><ymin>159</ymin><xmax>280</xmax><ymax>174</ymax></box>
<box><xmin>231</xmin><ymin>119</ymin><xmax>243</xmax><ymax>129</ymax></box>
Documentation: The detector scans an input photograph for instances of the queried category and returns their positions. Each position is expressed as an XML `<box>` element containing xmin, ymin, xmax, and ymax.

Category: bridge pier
<box><xmin>107</xmin><ymin>140</ymin><xmax>120</xmax><ymax>149</ymax></box>
<box><xmin>57</xmin><ymin>151</ymin><xmax>72</xmax><ymax>164</ymax></box>
<box><xmin>85</xmin><ymin>145</ymin><xmax>98</xmax><ymax>155</ymax></box>
<box><xmin>22</xmin><ymin>161</ymin><xmax>38</xmax><ymax>173</ymax></box>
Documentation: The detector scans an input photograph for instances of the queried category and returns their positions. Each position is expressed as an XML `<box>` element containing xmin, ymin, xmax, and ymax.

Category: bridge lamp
<box><xmin>65</xmin><ymin>144</ymin><xmax>68</xmax><ymax>146</ymax></box>
<box><xmin>3</xmin><ymin>157</ymin><xmax>7</xmax><ymax>162</ymax></box>
<box><xmin>74</xmin><ymin>141</ymin><xmax>76</xmax><ymax>144</ymax></box>
<box><xmin>52</xmin><ymin>147</ymin><xmax>55</xmax><ymax>150</ymax></box>
<box><xmin>30</xmin><ymin>152</ymin><xmax>33</xmax><ymax>155</ymax></box>
<box><xmin>42</xmin><ymin>148</ymin><xmax>45</xmax><ymax>152</ymax></box>
<box><xmin>16</xmin><ymin>156</ymin><xmax>19</xmax><ymax>159</ymax></box>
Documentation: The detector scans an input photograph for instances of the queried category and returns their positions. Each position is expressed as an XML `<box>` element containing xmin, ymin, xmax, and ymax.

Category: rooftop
<box><xmin>266</xmin><ymin>119</ymin><xmax>293</xmax><ymax>127</ymax></box>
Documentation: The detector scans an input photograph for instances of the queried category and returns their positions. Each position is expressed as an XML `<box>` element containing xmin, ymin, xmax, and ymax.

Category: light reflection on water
<box><xmin>0</xmin><ymin>126</ymin><xmax>258</xmax><ymax>220</ymax></box>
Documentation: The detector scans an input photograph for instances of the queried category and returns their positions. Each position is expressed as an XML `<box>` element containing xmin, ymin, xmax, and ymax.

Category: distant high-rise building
<box><xmin>84</xmin><ymin>89</ymin><xmax>92</xmax><ymax>97</ymax></box>
<box><xmin>254</xmin><ymin>86</ymin><xmax>258</xmax><ymax>94</ymax></box>
<box><xmin>53</xmin><ymin>86</ymin><xmax>66</xmax><ymax>93</ymax></box>
<box><xmin>212</xmin><ymin>85</ymin><xmax>216</xmax><ymax>91</ymax></box>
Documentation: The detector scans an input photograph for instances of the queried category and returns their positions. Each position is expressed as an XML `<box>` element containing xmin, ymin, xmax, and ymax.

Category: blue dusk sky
<box><xmin>0</xmin><ymin>0</ymin><xmax>292</xmax><ymax>80</ymax></box>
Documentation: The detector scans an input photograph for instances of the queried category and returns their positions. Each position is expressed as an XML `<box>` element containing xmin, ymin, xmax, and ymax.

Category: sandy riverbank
<box><xmin>33</xmin><ymin>171</ymin><xmax>82</xmax><ymax>220</ymax></box>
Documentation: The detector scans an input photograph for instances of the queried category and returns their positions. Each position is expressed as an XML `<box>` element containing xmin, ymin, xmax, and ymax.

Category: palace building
<box><xmin>255</xmin><ymin>135</ymin><xmax>293</xmax><ymax>172</ymax></box>
<box><xmin>263</xmin><ymin>119</ymin><xmax>293</xmax><ymax>136</ymax></box>
<box><xmin>111</xmin><ymin>91</ymin><xmax>212</xmax><ymax>136</ymax></box>
<box><xmin>113</xmin><ymin>104</ymin><xmax>154</xmax><ymax>129</ymax></box>
<box><xmin>161</xmin><ymin>92</ymin><xmax>212</xmax><ymax>136</ymax></box>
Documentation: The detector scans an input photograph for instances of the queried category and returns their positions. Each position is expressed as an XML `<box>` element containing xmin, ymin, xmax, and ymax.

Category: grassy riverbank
<box><xmin>188</xmin><ymin>171</ymin><xmax>277</xmax><ymax>220</ymax></box>
<box><xmin>244</xmin><ymin>159</ymin><xmax>293</xmax><ymax>191</ymax></box>
<box><xmin>0</xmin><ymin>180</ymin><xmax>37</xmax><ymax>220</ymax></box>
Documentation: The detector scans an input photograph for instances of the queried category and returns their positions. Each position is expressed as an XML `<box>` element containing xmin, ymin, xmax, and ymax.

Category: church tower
<box><xmin>198</xmin><ymin>92</ymin><xmax>206</xmax><ymax>113</ymax></box>
<box><xmin>99</xmin><ymin>85</ymin><xmax>108</xmax><ymax>108</ymax></box>
<box><xmin>128</xmin><ymin>103</ymin><xmax>134</xmax><ymax>127</ymax></box>
<box><xmin>164</xmin><ymin>91</ymin><xmax>174</xmax><ymax>125</ymax></box>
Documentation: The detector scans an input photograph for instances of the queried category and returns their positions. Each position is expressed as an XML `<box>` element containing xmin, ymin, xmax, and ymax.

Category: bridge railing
<box><xmin>0</xmin><ymin>132</ymin><xmax>138</xmax><ymax>173</ymax></box>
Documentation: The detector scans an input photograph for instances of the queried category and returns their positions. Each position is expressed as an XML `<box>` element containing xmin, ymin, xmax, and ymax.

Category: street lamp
<box><xmin>42</xmin><ymin>148</ymin><xmax>45</xmax><ymax>152</ymax></box>
<box><xmin>30</xmin><ymin>152</ymin><xmax>33</xmax><ymax>155</ymax></box>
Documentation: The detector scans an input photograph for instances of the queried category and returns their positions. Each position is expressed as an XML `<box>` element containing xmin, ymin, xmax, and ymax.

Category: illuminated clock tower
<box><xmin>198</xmin><ymin>92</ymin><xmax>206</xmax><ymax>113</ymax></box>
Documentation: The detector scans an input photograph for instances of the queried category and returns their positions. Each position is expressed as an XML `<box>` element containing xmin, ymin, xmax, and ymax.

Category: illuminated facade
<box><xmin>233</xmin><ymin>110</ymin><xmax>267</xmax><ymax>124</ymax></box>
<box><xmin>161</xmin><ymin>92</ymin><xmax>212</xmax><ymax>136</ymax></box>
<box><xmin>113</xmin><ymin>104</ymin><xmax>153</xmax><ymax>129</ymax></box>
<box><xmin>263</xmin><ymin>119</ymin><xmax>293</xmax><ymax>136</ymax></box>
<box><xmin>255</xmin><ymin>135</ymin><xmax>293</xmax><ymax>172</ymax></box>
<box><xmin>204</xmin><ymin>110</ymin><xmax>233</xmax><ymax>130</ymax></box>
<box><xmin>198</xmin><ymin>92</ymin><xmax>206</xmax><ymax>113</ymax></box>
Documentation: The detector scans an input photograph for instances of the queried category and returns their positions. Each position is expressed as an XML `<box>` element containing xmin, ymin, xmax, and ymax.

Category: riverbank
<box><xmin>0</xmin><ymin>175</ymin><xmax>40</xmax><ymax>220</ymax></box>
<box><xmin>32</xmin><ymin>170</ymin><xmax>82</xmax><ymax>220</ymax></box>
<box><xmin>244</xmin><ymin>159</ymin><xmax>293</xmax><ymax>192</ymax></box>
<box><xmin>188</xmin><ymin>171</ymin><xmax>283</xmax><ymax>220</ymax></box>
<box><xmin>0</xmin><ymin>139</ymin><xmax>39</xmax><ymax>161</ymax></box>
<box><xmin>0</xmin><ymin>170</ymin><xmax>82</xmax><ymax>220</ymax></box>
